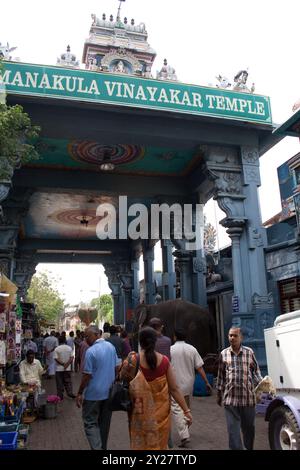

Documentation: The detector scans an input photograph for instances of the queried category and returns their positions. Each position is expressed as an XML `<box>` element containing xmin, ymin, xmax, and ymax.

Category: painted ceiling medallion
<box><xmin>68</xmin><ymin>141</ymin><xmax>145</xmax><ymax>166</ymax></box>
<box><xmin>51</xmin><ymin>209</ymin><xmax>101</xmax><ymax>227</ymax></box>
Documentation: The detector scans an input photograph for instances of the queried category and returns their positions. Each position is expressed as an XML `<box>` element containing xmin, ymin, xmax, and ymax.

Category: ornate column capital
<box><xmin>109</xmin><ymin>282</ymin><xmax>122</xmax><ymax>297</ymax></box>
<box><xmin>118</xmin><ymin>273</ymin><xmax>133</xmax><ymax>292</ymax></box>
<box><xmin>200</xmin><ymin>145</ymin><xmax>239</xmax><ymax>165</ymax></box>
<box><xmin>104</xmin><ymin>263</ymin><xmax>120</xmax><ymax>284</ymax></box>
<box><xmin>131</xmin><ymin>259</ymin><xmax>139</xmax><ymax>271</ymax></box>
<box><xmin>173</xmin><ymin>249</ymin><xmax>191</xmax><ymax>260</ymax></box>
<box><xmin>173</xmin><ymin>250</ymin><xmax>191</xmax><ymax>273</ymax></box>
<box><xmin>142</xmin><ymin>239</ymin><xmax>156</xmax><ymax>252</ymax></box>
<box><xmin>206</xmin><ymin>167</ymin><xmax>248</xmax><ymax>224</ymax></box>
<box><xmin>224</xmin><ymin>223</ymin><xmax>245</xmax><ymax>243</ymax></box>
<box><xmin>221</xmin><ymin>217</ymin><xmax>246</xmax><ymax>231</ymax></box>
<box><xmin>143</xmin><ymin>249</ymin><xmax>154</xmax><ymax>262</ymax></box>
<box><xmin>210</xmin><ymin>170</ymin><xmax>243</xmax><ymax>196</ymax></box>
<box><xmin>161</xmin><ymin>239</ymin><xmax>173</xmax><ymax>248</ymax></box>
<box><xmin>13</xmin><ymin>255</ymin><xmax>38</xmax><ymax>299</ymax></box>
<box><xmin>14</xmin><ymin>251</ymin><xmax>38</xmax><ymax>271</ymax></box>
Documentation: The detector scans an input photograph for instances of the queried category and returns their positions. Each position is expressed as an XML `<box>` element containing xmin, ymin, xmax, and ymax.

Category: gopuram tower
<box><xmin>82</xmin><ymin>2</ymin><xmax>156</xmax><ymax>78</ymax></box>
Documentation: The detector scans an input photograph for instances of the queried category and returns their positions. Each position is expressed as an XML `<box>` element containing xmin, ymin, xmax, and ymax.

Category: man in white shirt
<box><xmin>54</xmin><ymin>336</ymin><xmax>75</xmax><ymax>400</ymax></box>
<box><xmin>19</xmin><ymin>350</ymin><xmax>45</xmax><ymax>389</ymax></box>
<box><xmin>66</xmin><ymin>331</ymin><xmax>75</xmax><ymax>350</ymax></box>
<box><xmin>43</xmin><ymin>331</ymin><xmax>59</xmax><ymax>377</ymax></box>
<box><xmin>66</xmin><ymin>331</ymin><xmax>75</xmax><ymax>371</ymax></box>
<box><xmin>170</xmin><ymin>328</ymin><xmax>213</xmax><ymax>447</ymax></box>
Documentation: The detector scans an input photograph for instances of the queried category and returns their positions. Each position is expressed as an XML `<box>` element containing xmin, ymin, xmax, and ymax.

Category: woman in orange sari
<box><xmin>120</xmin><ymin>327</ymin><xmax>192</xmax><ymax>450</ymax></box>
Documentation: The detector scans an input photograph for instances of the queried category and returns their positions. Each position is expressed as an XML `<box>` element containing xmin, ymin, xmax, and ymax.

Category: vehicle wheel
<box><xmin>269</xmin><ymin>405</ymin><xmax>300</xmax><ymax>450</ymax></box>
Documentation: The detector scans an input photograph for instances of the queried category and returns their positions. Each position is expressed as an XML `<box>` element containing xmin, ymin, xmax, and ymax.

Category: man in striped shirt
<box><xmin>216</xmin><ymin>327</ymin><xmax>262</xmax><ymax>450</ymax></box>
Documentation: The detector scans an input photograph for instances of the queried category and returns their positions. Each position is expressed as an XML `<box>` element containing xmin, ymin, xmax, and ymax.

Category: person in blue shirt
<box><xmin>76</xmin><ymin>325</ymin><xmax>120</xmax><ymax>450</ymax></box>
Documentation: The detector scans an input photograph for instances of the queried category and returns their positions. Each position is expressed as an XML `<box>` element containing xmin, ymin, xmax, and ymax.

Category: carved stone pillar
<box><xmin>190</xmin><ymin>203</ymin><xmax>207</xmax><ymax>306</ymax></box>
<box><xmin>104</xmin><ymin>264</ymin><xmax>123</xmax><ymax>325</ymax></box>
<box><xmin>0</xmin><ymin>224</ymin><xmax>20</xmax><ymax>280</ymax></box>
<box><xmin>200</xmin><ymin>144</ymin><xmax>274</xmax><ymax>372</ymax></box>
<box><xmin>161</xmin><ymin>239</ymin><xmax>176</xmax><ymax>301</ymax></box>
<box><xmin>241</xmin><ymin>146</ymin><xmax>275</xmax><ymax>371</ymax></box>
<box><xmin>131</xmin><ymin>259</ymin><xmax>140</xmax><ymax>308</ymax></box>
<box><xmin>110</xmin><ymin>282</ymin><xmax>123</xmax><ymax>325</ymax></box>
<box><xmin>223</xmin><ymin>220</ymin><xmax>247</xmax><ymax>313</ymax></box>
<box><xmin>118</xmin><ymin>267</ymin><xmax>133</xmax><ymax>325</ymax></box>
<box><xmin>192</xmin><ymin>255</ymin><xmax>207</xmax><ymax>306</ymax></box>
<box><xmin>173</xmin><ymin>250</ymin><xmax>193</xmax><ymax>301</ymax></box>
<box><xmin>0</xmin><ymin>224</ymin><xmax>17</xmax><ymax>280</ymax></box>
<box><xmin>143</xmin><ymin>245</ymin><xmax>155</xmax><ymax>304</ymax></box>
<box><xmin>13</xmin><ymin>256</ymin><xmax>37</xmax><ymax>300</ymax></box>
<box><xmin>241</xmin><ymin>146</ymin><xmax>269</xmax><ymax>297</ymax></box>
<box><xmin>202</xmin><ymin>145</ymin><xmax>248</xmax><ymax>310</ymax></box>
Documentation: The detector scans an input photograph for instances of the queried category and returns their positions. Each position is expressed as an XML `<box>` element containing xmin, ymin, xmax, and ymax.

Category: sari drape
<box><xmin>129</xmin><ymin>369</ymin><xmax>170</xmax><ymax>450</ymax></box>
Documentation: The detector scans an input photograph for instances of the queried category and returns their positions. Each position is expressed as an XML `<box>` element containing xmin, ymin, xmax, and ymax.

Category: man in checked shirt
<box><xmin>216</xmin><ymin>327</ymin><xmax>262</xmax><ymax>450</ymax></box>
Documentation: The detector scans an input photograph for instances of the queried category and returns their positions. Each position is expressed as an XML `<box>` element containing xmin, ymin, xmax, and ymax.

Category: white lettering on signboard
<box><xmin>1</xmin><ymin>65</ymin><xmax>270</xmax><ymax>123</ymax></box>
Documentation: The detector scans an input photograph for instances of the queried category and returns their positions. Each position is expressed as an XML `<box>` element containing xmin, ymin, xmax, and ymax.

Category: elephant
<box><xmin>132</xmin><ymin>299</ymin><xmax>217</xmax><ymax>358</ymax></box>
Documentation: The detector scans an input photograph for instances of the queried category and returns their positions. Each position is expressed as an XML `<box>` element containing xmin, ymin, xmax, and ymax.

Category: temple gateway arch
<box><xmin>0</xmin><ymin>12</ymin><xmax>279</xmax><ymax>371</ymax></box>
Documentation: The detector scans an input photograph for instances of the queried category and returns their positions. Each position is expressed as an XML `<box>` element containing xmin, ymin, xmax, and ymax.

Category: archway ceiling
<box><xmin>23</xmin><ymin>192</ymin><xmax>115</xmax><ymax>240</ymax></box>
<box><xmin>6</xmin><ymin>94</ymin><xmax>276</xmax><ymax>248</ymax></box>
<box><xmin>22</xmin><ymin>191</ymin><xmax>156</xmax><ymax>240</ymax></box>
<box><xmin>28</xmin><ymin>137</ymin><xmax>201</xmax><ymax>177</ymax></box>
<box><xmin>12</xmin><ymin>101</ymin><xmax>203</xmax><ymax>242</ymax></box>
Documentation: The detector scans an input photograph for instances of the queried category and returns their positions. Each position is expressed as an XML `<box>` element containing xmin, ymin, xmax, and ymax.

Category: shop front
<box><xmin>0</xmin><ymin>273</ymin><xmax>28</xmax><ymax>449</ymax></box>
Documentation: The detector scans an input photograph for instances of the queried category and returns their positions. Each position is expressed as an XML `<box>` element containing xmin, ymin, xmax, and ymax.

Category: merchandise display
<box><xmin>0</xmin><ymin>275</ymin><xmax>36</xmax><ymax>450</ymax></box>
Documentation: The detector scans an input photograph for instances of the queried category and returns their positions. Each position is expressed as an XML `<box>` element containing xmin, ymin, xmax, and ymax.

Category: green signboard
<box><xmin>1</xmin><ymin>62</ymin><xmax>272</xmax><ymax>124</ymax></box>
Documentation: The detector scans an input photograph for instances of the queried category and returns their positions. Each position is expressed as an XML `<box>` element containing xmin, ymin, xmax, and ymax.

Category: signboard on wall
<box><xmin>2</xmin><ymin>62</ymin><xmax>272</xmax><ymax>125</ymax></box>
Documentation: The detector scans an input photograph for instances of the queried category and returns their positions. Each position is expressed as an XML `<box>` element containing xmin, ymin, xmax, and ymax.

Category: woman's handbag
<box><xmin>108</xmin><ymin>353</ymin><xmax>140</xmax><ymax>412</ymax></box>
<box><xmin>108</xmin><ymin>380</ymin><xmax>132</xmax><ymax>412</ymax></box>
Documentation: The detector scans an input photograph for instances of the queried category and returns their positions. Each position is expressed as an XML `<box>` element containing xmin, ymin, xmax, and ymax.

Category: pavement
<box><xmin>27</xmin><ymin>372</ymin><xmax>270</xmax><ymax>450</ymax></box>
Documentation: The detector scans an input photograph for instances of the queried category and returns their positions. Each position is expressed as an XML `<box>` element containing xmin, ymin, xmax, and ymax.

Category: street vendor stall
<box><xmin>0</xmin><ymin>381</ymin><xmax>31</xmax><ymax>449</ymax></box>
<box><xmin>0</xmin><ymin>273</ymin><xmax>28</xmax><ymax>449</ymax></box>
<box><xmin>0</xmin><ymin>273</ymin><xmax>19</xmax><ymax>382</ymax></box>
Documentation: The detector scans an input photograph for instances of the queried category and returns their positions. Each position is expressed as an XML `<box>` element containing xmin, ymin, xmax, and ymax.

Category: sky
<box><xmin>2</xmin><ymin>0</ymin><xmax>300</xmax><ymax>303</ymax></box>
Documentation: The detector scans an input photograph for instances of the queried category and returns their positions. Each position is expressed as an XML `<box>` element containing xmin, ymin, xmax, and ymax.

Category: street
<box><xmin>27</xmin><ymin>373</ymin><xmax>269</xmax><ymax>450</ymax></box>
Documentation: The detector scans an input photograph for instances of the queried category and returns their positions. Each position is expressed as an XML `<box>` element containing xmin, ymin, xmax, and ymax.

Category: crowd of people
<box><xmin>19</xmin><ymin>321</ymin><xmax>263</xmax><ymax>451</ymax></box>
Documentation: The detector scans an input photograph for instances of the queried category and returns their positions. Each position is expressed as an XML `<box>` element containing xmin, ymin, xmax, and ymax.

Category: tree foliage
<box><xmin>0</xmin><ymin>58</ymin><xmax>40</xmax><ymax>180</ymax></box>
<box><xmin>0</xmin><ymin>103</ymin><xmax>40</xmax><ymax>180</ymax></box>
<box><xmin>27</xmin><ymin>271</ymin><xmax>65</xmax><ymax>323</ymax></box>
<box><xmin>90</xmin><ymin>294</ymin><xmax>113</xmax><ymax>324</ymax></box>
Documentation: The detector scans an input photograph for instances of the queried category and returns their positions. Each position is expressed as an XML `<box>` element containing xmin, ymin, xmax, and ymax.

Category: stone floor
<box><xmin>27</xmin><ymin>372</ymin><xmax>269</xmax><ymax>450</ymax></box>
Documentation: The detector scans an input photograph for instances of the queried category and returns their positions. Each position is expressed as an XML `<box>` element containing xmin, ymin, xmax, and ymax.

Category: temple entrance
<box><xmin>0</xmin><ymin>8</ymin><xmax>279</xmax><ymax>368</ymax></box>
